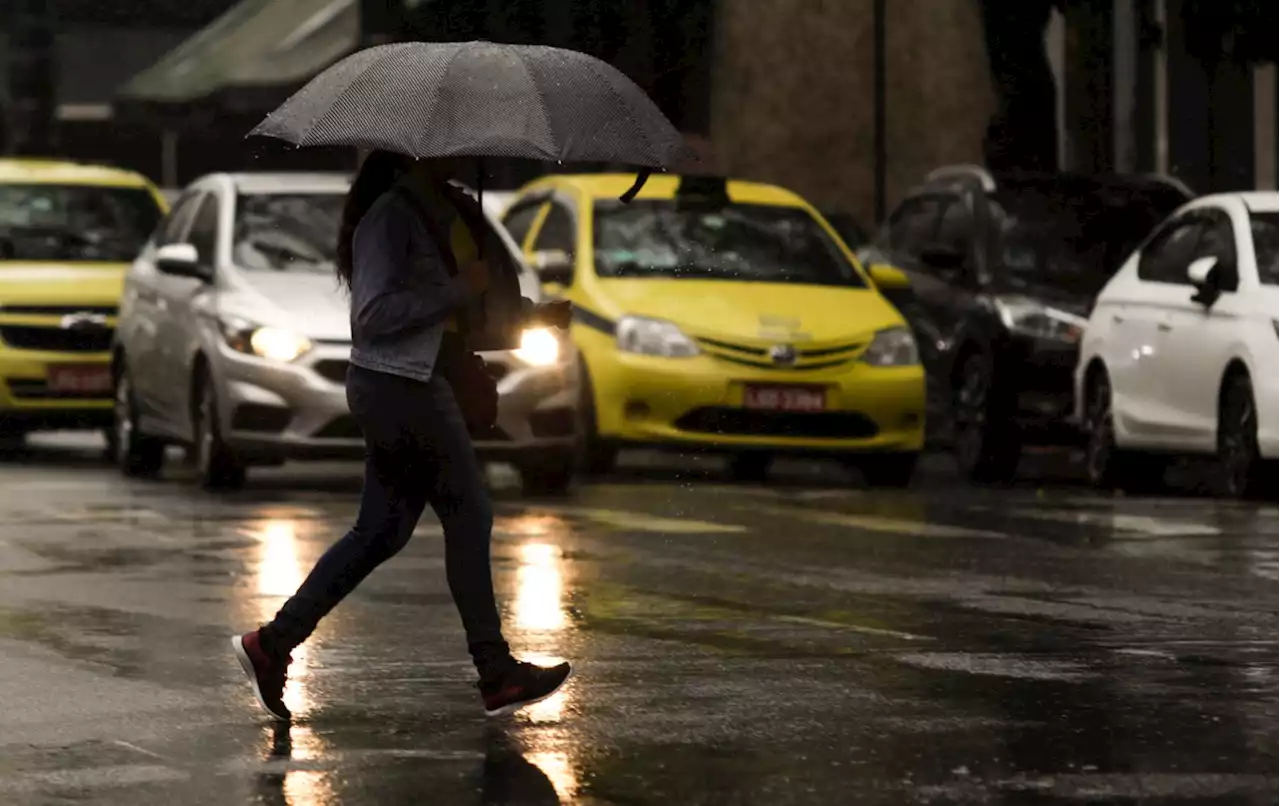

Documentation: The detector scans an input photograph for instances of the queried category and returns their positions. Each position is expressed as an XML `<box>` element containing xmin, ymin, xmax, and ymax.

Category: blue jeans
<box><xmin>265</xmin><ymin>364</ymin><xmax>508</xmax><ymax>669</ymax></box>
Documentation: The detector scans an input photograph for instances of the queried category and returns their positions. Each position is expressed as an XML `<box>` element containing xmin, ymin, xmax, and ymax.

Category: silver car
<box><xmin>112</xmin><ymin>172</ymin><xmax>579</xmax><ymax>493</ymax></box>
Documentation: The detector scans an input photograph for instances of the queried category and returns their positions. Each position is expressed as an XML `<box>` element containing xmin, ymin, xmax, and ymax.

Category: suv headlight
<box><xmin>993</xmin><ymin>296</ymin><xmax>1087</xmax><ymax>344</ymax></box>
<box><xmin>615</xmin><ymin>315</ymin><xmax>700</xmax><ymax>358</ymax></box>
<box><xmin>221</xmin><ymin>319</ymin><xmax>312</xmax><ymax>363</ymax></box>
<box><xmin>513</xmin><ymin>326</ymin><xmax>561</xmax><ymax>366</ymax></box>
<box><xmin>859</xmin><ymin>326</ymin><xmax>919</xmax><ymax>366</ymax></box>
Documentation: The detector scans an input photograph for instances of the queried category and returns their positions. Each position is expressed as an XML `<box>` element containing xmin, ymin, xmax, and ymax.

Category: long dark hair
<box><xmin>336</xmin><ymin>150</ymin><xmax>412</xmax><ymax>289</ymax></box>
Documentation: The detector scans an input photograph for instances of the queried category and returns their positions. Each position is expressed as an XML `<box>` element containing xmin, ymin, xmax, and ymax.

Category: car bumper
<box><xmin>1004</xmin><ymin>337</ymin><xmax>1080</xmax><ymax>439</ymax></box>
<box><xmin>0</xmin><ymin>346</ymin><xmax>113</xmax><ymax>430</ymax></box>
<box><xmin>589</xmin><ymin>349</ymin><xmax>925</xmax><ymax>455</ymax></box>
<box><xmin>215</xmin><ymin>343</ymin><xmax>578</xmax><ymax>463</ymax></box>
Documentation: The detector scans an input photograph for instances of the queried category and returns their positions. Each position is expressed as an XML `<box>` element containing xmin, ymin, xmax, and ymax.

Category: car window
<box><xmin>884</xmin><ymin>196</ymin><xmax>942</xmax><ymax>259</ymax></box>
<box><xmin>186</xmin><ymin>194</ymin><xmax>220</xmax><ymax>267</ymax></box>
<box><xmin>934</xmin><ymin>196</ymin><xmax>973</xmax><ymax>261</ymax></box>
<box><xmin>1195</xmin><ymin>211</ymin><xmax>1238</xmax><ymax>292</ymax></box>
<box><xmin>156</xmin><ymin>192</ymin><xmax>201</xmax><ymax>248</ymax></box>
<box><xmin>1137</xmin><ymin>217</ymin><xmax>1203</xmax><ymax>285</ymax></box>
<box><xmin>0</xmin><ymin>182</ymin><xmax>164</xmax><ymax>262</ymax></box>
<box><xmin>232</xmin><ymin>192</ymin><xmax>344</xmax><ymax>273</ymax></box>
<box><xmin>533</xmin><ymin>202</ymin><xmax>577</xmax><ymax>259</ymax></box>
<box><xmin>1249</xmin><ymin>213</ymin><xmax>1277</xmax><ymax>285</ymax></box>
<box><xmin>592</xmin><ymin>199</ymin><xmax>866</xmax><ymax>287</ymax></box>
<box><xmin>502</xmin><ymin>202</ymin><xmax>543</xmax><ymax>251</ymax></box>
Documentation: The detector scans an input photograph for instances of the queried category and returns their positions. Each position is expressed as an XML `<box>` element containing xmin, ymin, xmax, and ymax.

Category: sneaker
<box><xmin>231</xmin><ymin>630</ymin><xmax>292</xmax><ymax>721</ymax></box>
<box><xmin>479</xmin><ymin>660</ymin><xmax>573</xmax><ymax>717</ymax></box>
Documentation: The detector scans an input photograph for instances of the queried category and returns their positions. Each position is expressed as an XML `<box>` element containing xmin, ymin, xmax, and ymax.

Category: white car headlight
<box><xmin>993</xmin><ymin>295</ymin><xmax>1087</xmax><ymax>344</ymax></box>
<box><xmin>513</xmin><ymin>326</ymin><xmax>561</xmax><ymax>366</ymax></box>
<box><xmin>221</xmin><ymin>319</ymin><xmax>313</xmax><ymax>363</ymax></box>
<box><xmin>859</xmin><ymin>326</ymin><xmax>920</xmax><ymax>366</ymax></box>
<box><xmin>615</xmin><ymin>315</ymin><xmax>700</xmax><ymax>358</ymax></box>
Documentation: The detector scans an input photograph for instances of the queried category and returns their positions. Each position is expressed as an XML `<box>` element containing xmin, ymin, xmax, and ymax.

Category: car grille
<box><xmin>231</xmin><ymin>404</ymin><xmax>292</xmax><ymax>434</ymax></box>
<box><xmin>694</xmin><ymin>336</ymin><xmax>866</xmax><ymax>371</ymax></box>
<box><xmin>4</xmin><ymin>379</ymin><xmax>110</xmax><ymax>401</ymax></box>
<box><xmin>0</xmin><ymin>305</ymin><xmax>117</xmax><ymax>316</ymax></box>
<box><xmin>0</xmin><ymin>325</ymin><xmax>114</xmax><ymax>353</ymax></box>
<box><xmin>314</xmin><ymin>416</ymin><xmax>363</xmax><ymax>440</ymax></box>
<box><xmin>313</xmin><ymin>359</ymin><xmax>349</xmax><ymax>385</ymax></box>
<box><xmin>674</xmin><ymin>407</ymin><xmax>879</xmax><ymax>440</ymax></box>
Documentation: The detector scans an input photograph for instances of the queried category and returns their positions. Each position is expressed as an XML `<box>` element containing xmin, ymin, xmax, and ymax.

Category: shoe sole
<box><xmin>230</xmin><ymin>636</ymin><xmax>290</xmax><ymax>722</ymax></box>
<box><xmin>484</xmin><ymin>667</ymin><xmax>574</xmax><ymax>718</ymax></box>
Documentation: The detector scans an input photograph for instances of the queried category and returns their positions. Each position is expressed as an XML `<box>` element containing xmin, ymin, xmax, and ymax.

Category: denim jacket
<box><xmin>347</xmin><ymin>185</ymin><xmax>473</xmax><ymax>383</ymax></box>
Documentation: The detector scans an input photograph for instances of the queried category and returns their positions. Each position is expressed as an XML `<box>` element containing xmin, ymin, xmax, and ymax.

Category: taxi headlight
<box><xmin>859</xmin><ymin>326</ymin><xmax>920</xmax><ymax>366</ymax></box>
<box><xmin>513</xmin><ymin>327</ymin><xmax>561</xmax><ymax>366</ymax></box>
<box><xmin>615</xmin><ymin>315</ymin><xmax>700</xmax><ymax>358</ymax></box>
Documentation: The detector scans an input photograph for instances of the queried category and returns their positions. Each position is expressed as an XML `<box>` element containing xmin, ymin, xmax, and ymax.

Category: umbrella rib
<box><xmin>578</xmin><ymin>55</ymin><xmax>660</xmax><ymax>165</ymax></box>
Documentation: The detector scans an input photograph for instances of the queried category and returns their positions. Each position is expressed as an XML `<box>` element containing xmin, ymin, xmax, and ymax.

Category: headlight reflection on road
<box><xmin>261</xmin><ymin>724</ymin><xmax>335</xmax><ymax>806</ymax></box>
<box><xmin>246</xmin><ymin>518</ymin><xmax>313</xmax><ymax>719</ymax></box>
<box><xmin>526</xmin><ymin>750</ymin><xmax>578</xmax><ymax>802</ymax></box>
<box><xmin>513</xmin><ymin>542</ymin><xmax>567</xmax><ymax>632</ymax></box>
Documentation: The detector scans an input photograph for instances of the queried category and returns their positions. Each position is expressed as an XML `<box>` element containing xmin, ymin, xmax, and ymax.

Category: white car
<box><xmin>112</xmin><ymin>172</ymin><xmax>579</xmax><ymax>493</ymax></box>
<box><xmin>1075</xmin><ymin>192</ymin><xmax>1278</xmax><ymax>498</ymax></box>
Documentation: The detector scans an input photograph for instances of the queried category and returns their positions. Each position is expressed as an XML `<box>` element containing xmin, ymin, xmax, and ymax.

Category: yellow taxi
<box><xmin>0</xmin><ymin>159</ymin><xmax>167</xmax><ymax>453</ymax></box>
<box><xmin>500</xmin><ymin>174</ymin><xmax>926</xmax><ymax>485</ymax></box>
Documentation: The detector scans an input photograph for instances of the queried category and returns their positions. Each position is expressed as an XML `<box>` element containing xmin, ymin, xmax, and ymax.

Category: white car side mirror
<box><xmin>1186</xmin><ymin>255</ymin><xmax>1218</xmax><ymax>286</ymax></box>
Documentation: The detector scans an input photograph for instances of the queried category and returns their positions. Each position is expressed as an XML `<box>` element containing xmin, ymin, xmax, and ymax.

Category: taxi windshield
<box><xmin>593</xmin><ymin>199</ymin><xmax>865</xmax><ymax>288</ymax></box>
<box><xmin>0</xmin><ymin>183</ymin><xmax>163</xmax><ymax>263</ymax></box>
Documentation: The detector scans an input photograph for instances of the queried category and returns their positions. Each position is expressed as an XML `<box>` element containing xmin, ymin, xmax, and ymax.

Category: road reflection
<box><xmin>258</xmin><ymin>722</ymin><xmax>336</xmax><ymax>806</ymax></box>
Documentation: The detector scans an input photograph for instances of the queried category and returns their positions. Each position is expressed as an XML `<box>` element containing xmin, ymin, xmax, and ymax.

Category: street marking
<box><xmin>755</xmin><ymin>506</ymin><xmax>1008</xmax><ymax>539</ymax></box>
<box><xmin>773</xmin><ymin>614</ymin><xmax>931</xmax><ymax>642</ymax></box>
<box><xmin>111</xmin><ymin>740</ymin><xmax>169</xmax><ymax>761</ymax></box>
<box><xmin>535</xmin><ymin>506</ymin><xmax>746</xmax><ymax>534</ymax></box>
<box><xmin>1010</xmin><ymin>509</ymin><xmax>1222</xmax><ymax>537</ymax></box>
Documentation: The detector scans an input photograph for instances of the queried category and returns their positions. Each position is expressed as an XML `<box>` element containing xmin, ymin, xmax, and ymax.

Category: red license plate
<box><xmin>47</xmin><ymin>365</ymin><xmax>112</xmax><ymax>394</ymax></box>
<box><xmin>744</xmin><ymin>385</ymin><xmax>826</xmax><ymax>412</ymax></box>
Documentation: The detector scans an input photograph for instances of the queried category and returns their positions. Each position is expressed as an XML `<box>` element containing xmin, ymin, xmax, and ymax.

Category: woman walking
<box><xmin>232</xmin><ymin>151</ymin><xmax>571</xmax><ymax>721</ymax></box>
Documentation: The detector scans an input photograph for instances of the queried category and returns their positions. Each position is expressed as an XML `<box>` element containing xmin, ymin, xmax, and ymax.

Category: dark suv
<box><xmin>862</xmin><ymin>165</ymin><xmax>1192</xmax><ymax>482</ymax></box>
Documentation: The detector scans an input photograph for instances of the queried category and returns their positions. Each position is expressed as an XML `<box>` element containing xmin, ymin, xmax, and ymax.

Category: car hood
<box><xmin>0</xmin><ymin>262</ymin><xmax>129</xmax><ymax>308</ymax></box>
<box><xmin>594</xmin><ymin>278</ymin><xmax>904</xmax><ymax>343</ymax></box>
<box><xmin>991</xmin><ymin>278</ymin><xmax>1096</xmax><ymax>317</ymax></box>
<box><xmin>222</xmin><ymin>270</ymin><xmax>351</xmax><ymax>341</ymax></box>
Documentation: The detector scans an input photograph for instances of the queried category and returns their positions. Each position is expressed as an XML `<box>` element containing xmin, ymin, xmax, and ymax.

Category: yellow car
<box><xmin>500</xmin><ymin>174</ymin><xmax>926</xmax><ymax>485</ymax></box>
<box><xmin>0</xmin><ymin>159</ymin><xmax>167</xmax><ymax>453</ymax></box>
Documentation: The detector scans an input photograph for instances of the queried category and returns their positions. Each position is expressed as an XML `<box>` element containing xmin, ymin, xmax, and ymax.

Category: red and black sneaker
<box><xmin>479</xmin><ymin>660</ymin><xmax>573</xmax><ymax>717</ymax></box>
<box><xmin>231</xmin><ymin>629</ymin><xmax>292</xmax><ymax>721</ymax></box>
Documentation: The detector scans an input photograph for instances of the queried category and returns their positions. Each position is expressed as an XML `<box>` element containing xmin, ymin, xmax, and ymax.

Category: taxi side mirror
<box><xmin>868</xmin><ymin>263</ymin><xmax>911</xmax><ymax>290</ymax></box>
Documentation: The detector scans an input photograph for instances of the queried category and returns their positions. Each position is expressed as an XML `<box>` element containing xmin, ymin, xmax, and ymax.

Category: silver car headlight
<box><xmin>993</xmin><ymin>295</ymin><xmax>1087</xmax><ymax>344</ymax></box>
<box><xmin>512</xmin><ymin>326</ymin><xmax>562</xmax><ymax>366</ymax></box>
<box><xmin>615</xmin><ymin>315</ymin><xmax>700</xmax><ymax>358</ymax></box>
<box><xmin>859</xmin><ymin>326</ymin><xmax>919</xmax><ymax>366</ymax></box>
<box><xmin>220</xmin><ymin>318</ymin><xmax>313</xmax><ymax>363</ymax></box>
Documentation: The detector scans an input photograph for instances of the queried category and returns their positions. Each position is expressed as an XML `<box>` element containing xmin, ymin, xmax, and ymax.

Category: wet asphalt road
<box><xmin>0</xmin><ymin>437</ymin><xmax>1275</xmax><ymax>805</ymax></box>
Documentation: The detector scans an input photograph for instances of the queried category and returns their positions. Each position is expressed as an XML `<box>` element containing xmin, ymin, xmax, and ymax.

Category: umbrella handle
<box><xmin>620</xmin><ymin>169</ymin><xmax>651</xmax><ymax>203</ymax></box>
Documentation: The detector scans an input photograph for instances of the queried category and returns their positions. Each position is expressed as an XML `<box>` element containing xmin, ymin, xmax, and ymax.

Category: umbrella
<box><xmin>248</xmin><ymin>41</ymin><xmax>691</xmax><ymax>200</ymax></box>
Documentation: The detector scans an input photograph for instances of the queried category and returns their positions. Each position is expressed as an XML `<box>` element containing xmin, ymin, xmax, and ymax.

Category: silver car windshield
<box><xmin>233</xmin><ymin>192</ymin><xmax>344</xmax><ymax>273</ymax></box>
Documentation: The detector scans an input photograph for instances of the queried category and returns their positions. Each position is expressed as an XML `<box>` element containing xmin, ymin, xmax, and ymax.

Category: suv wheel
<box><xmin>575</xmin><ymin>359</ymin><xmax>617</xmax><ymax>476</ymax></box>
<box><xmin>518</xmin><ymin>451</ymin><xmax>576</xmax><ymax>497</ymax></box>
<box><xmin>114</xmin><ymin>368</ymin><xmax>165</xmax><ymax>477</ymax></box>
<box><xmin>193</xmin><ymin>370</ymin><xmax>246</xmax><ymax>491</ymax></box>
<box><xmin>952</xmin><ymin>350</ymin><xmax>1020</xmax><ymax>484</ymax></box>
<box><xmin>1216</xmin><ymin>371</ymin><xmax>1275</xmax><ymax>499</ymax></box>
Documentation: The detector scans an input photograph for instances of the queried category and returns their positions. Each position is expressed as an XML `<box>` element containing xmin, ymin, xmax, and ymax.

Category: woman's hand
<box><xmin>533</xmin><ymin>300</ymin><xmax>573</xmax><ymax>330</ymax></box>
<box><xmin>461</xmin><ymin>259</ymin><xmax>490</xmax><ymax>296</ymax></box>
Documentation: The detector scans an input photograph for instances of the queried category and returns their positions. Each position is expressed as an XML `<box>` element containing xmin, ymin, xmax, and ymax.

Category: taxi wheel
<box><xmin>0</xmin><ymin>421</ymin><xmax>25</xmax><ymax>455</ymax></box>
<box><xmin>193</xmin><ymin>371</ymin><xmax>247</xmax><ymax>491</ymax></box>
<box><xmin>114</xmin><ymin>368</ymin><xmax>164</xmax><ymax>477</ymax></box>
<box><xmin>728</xmin><ymin>452</ymin><xmax>771</xmax><ymax>482</ymax></box>
<box><xmin>854</xmin><ymin>452</ymin><xmax>918</xmax><ymax>488</ymax></box>
<box><xmin>575</xmin><ymin>359</ymin><xmax>618</xmax><ymax>476</ymax></box>
<box><xmin>518</xmin><ymin>452</ymin><xmax>575</xmax><ymax>497</ymax></box>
